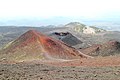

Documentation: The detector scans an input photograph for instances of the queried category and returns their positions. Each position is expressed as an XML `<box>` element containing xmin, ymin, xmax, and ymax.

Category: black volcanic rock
<box><xmin>0</xmin><ymin>30</ymin><xmax>91</xmax><ymax>62</ymax></box>
<box><xmin>49</xmin><ymin>32</ymin><xmax>83</xmax><ymax>46</ymax></box>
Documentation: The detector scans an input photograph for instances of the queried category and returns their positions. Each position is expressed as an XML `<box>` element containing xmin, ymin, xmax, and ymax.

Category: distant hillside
<box><xmin>65</xmin><ymin>22</ymin><xmax>106</xmax><ymax>34</ymax></box>
<box><xmin>80</xmin><ymin>40</ymin><xmax>120</xmax><ymax>56</ymax></box>
<box><xmin>0</xmin><ymin>23</ymin><xmax>120</xmax><ymax>50</ymax></box>
<box><xmin>0</xmin><ymin>30</ymin><xmax>91</xmax><ymax>62</ymax></box>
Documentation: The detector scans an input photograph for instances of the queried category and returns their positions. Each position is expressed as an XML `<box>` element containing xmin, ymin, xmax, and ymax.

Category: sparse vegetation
<box><xmin>90</xmin><ymin>26</ymin><xmax>106</xmax><ymax>33</ymax></box>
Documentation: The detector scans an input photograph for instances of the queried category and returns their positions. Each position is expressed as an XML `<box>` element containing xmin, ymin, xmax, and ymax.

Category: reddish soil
<box><xmin>3</xmin><ymin>55</ymin><xmax>116</xmax><ymax>67</ymax></box>
<box><xmin>0</xmin><ymin>30</ymin><xmax>91</xmax><ymax>61</ymax></box>
<box><xmin>80</xmin><ymin>40</ymin><xmax>120</xmax><ymax>56</ymax></box>
<box><xmin>33</xmin><ymin>56</ymin><xmax>120</xmax><ymax>67</ymax></box>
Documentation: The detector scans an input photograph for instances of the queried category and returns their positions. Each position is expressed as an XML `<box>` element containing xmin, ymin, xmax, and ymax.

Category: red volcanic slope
<box><xmin>80</xmin><ymin>40</ymin><xmax>120</xmax><ymax>56</ymax></box>
<box><xmin>1</xmin><ymin>30</ymin><xmax>90</xmax><ymax>61</ymax></box>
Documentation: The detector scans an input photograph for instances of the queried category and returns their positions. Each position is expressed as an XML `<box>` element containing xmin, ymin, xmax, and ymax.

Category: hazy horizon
<box><xmin>0</xmin><ymin>0</ymin><xmax>120</xmax><ymax>31</ymax></box>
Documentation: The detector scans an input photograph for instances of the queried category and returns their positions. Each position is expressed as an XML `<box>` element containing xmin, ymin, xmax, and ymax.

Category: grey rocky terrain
<box><xmin>0</xmin><ymin>63</ymin><xmax>120</xmax><ymax>80</ymax></box>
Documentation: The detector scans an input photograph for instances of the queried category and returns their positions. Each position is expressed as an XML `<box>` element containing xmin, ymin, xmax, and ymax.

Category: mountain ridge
<box><xmin>0</xmin><ymin>30</ymin><xmax>92</xmax><ymax>62</ymax></box>
<box><xmin>80</xmin><ymin>40</ymin><xmax>120</xmax><ymax>56</ymax></box>
<box><xmin>65</xmin><ymin>22</ymin><xmax>106</xmax><ymax>34</ymax></box>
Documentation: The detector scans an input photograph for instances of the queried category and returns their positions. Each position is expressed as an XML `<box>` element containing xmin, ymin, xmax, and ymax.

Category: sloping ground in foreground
<box><xmin>0</xmin><ymin>62</ymin><xmax>120</xmax><ymax>80</ymax></box>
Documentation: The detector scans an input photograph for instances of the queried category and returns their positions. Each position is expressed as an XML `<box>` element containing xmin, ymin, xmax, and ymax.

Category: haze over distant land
<box><xmin>0</xmin><ymin>0</ymin><xmax>120</xmax><ymax>31</ymax></box>
<box><xmin>0</xmin><ymin>17</ymin><xmax>120</xmax><ymax>31</ymax></box>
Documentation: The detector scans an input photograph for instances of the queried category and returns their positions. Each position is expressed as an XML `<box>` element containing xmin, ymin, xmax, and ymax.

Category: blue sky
<box><xmin>0</xmin><ymin>0</ymin><xmax>120</xmax><ymax>26</ymax></box>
